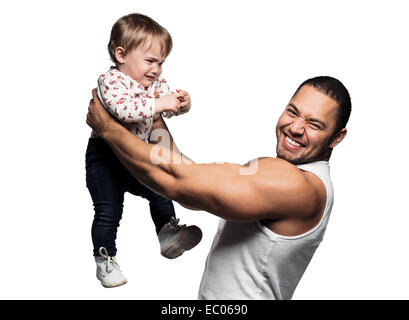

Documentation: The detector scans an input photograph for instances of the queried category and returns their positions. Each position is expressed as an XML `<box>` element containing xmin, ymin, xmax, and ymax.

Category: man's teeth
<box><xmin>286</xmin><ymin>136</ymin><xmax>301</xmax><ymax>147</ymax></box>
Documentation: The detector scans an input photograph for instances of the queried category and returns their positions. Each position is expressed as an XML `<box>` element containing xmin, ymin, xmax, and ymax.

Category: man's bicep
<box><xmin>173</xmin><ymin>158</ymin><xmax>318</xmax><ymax>222</ymax></box>
<box><xmin>208</xmin><ymin>176</ymin><xmax>274</xmax><ymax>222</ymax></box>
<box><xmin>172</xmin><ymin>161</ymin><xmax>278</xmax><ymax>222</ymax></box>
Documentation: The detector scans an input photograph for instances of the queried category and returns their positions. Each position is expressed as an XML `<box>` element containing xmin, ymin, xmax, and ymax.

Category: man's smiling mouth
<box><xmin>283</xmin><ymin>134</ymin><xmax>305</xmax><ymax>150</ymax></box>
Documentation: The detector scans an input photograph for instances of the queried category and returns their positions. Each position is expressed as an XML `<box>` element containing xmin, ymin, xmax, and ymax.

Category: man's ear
<box><xmin>114</xmin><ymin>47</ymin><xmax>126</xmax><ymax>64</ymax></box>
<box><xmin>329</xmin><ymin>128</ymin><xmax>347</xmax><ymax>149</ymax></box>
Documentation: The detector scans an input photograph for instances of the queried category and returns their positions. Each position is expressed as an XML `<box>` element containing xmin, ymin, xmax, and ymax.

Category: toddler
<box><xmin>86</xmin><ymin>13</ymin><xmax>202</xmax><ymax>288</ymax></box>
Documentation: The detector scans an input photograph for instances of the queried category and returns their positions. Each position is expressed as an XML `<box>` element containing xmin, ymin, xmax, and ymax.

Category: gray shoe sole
<box><xmin>98</xmin><ymin>277</ymin><xmax>128</xmax><ymax>288</ymax></box>
<box><xmin>161</xmin><ymin>225</ymin><xmax>203</xmax><ymax>259</ymax></box>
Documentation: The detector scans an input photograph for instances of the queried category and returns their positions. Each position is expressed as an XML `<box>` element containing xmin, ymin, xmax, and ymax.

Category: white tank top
<box><xmin>198</xmin><ymin>161</ymin><xmax>334</xmax><ymax>300</ymax></box>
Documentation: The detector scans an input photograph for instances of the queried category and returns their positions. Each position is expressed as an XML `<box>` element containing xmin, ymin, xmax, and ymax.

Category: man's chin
<box><xmin>276</xmin><ymin>149</ymin><xmax>305</xmax><ymax>164</ymax></box>
<box><xmin>277</xmin><ymin>148</ymin><xmax>330</xmax><ymax>165</ymax></box>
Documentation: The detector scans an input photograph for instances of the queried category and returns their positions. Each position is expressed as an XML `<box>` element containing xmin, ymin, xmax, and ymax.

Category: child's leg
<box><xmin>148</xmin><ymin>192</ymin><xmax>177</xmax><ymax>234</ymax></box>
<box><xmin>86</xmin><ymin>138</ymin><xmax>126</xmax><ymax>256</ymax></box>
<box><xmin>126</xmin><ymin>175</ymin><xmax>176</xmax><ymax>234</ymax></box>
<box><xmin>125</xmin><ymin>170</ymin><xmax>202</xmax><ymax>259</ymax></box>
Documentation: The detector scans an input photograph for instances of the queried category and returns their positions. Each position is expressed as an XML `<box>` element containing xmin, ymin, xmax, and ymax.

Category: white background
<box><xmin>0</xmin><ymin>0</ymin><xmax>408</xmax><ymax>299</ymax></box>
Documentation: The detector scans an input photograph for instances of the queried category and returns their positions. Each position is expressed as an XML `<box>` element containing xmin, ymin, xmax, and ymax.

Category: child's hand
<box><xmin>155</xmin><ymin>93</ymin><xmax>181</xmax><ymax>114</ymax></box>
<box><xmin>175</xmin><ymin>89</ymin><xmax>191</xmax><ymax>115</ymax></box>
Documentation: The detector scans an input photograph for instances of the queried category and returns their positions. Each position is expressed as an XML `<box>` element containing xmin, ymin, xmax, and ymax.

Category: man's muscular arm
<box><xmin>87</xmin><ymin>90</ymin><xmax>323</xmax><ymax>223</ymax></box>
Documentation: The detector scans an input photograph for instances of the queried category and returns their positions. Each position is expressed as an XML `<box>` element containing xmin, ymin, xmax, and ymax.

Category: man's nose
<box><xmin>289</xmin><ymin>118</ymin><xmax>305</xmax><ymax>136</ymax></box>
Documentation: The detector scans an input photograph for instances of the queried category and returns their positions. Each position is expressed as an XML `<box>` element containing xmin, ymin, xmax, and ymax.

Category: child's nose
<box><xmin>151</xmin><ymin>64</ymin><xmax>161</xmax><ymax>74</ymax></box>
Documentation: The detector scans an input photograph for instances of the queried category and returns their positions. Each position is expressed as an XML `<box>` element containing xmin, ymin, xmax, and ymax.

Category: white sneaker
<box><xmin>95</xmin><ymin>247</ymin><xmax>127</xmax><ymax>288</ymax></box>
<box><xmin>158</xmin><ymin>217</ymin><xmax>203</xmax><ymax>259</ymax></box>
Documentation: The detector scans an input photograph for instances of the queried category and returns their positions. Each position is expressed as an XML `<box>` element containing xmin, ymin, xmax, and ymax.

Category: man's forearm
<box><xmin>100</xmin><ymin>118</ymin><xmax>248</xmax><ymax>218</ymax></box>
<box><xmin>101</xmin><ymin>117</ymin><xmax>184</xmax><ymax>199</ymax></box>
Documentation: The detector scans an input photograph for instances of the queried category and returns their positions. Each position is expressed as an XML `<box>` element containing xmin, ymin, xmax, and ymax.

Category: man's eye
<box><xmin>309</xmin><ymin>123</ymin><xmax>321</xmax><ymax>130</ymax></box>
<box><xmin>287</xmin><ymin>109</ymin><xmax>296</xmax><ymax>115</ymax></box>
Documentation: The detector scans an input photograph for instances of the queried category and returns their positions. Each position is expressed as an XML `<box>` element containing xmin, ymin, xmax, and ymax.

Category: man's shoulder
<box><xmin>256</xmin><ymin>157</ymin><xmax>325</xmax><ymax>204</ymax></box>
<box><xmin>249</xmin><ymin>157</ymin><xmax>314</xmax><ymax>201</ymax></box>
<box><xmin>251</xmin><ymin>157</ymin><xmax>326</xmax><ymax>223</ymax></box>
<box><xmin>257</xmin><ymin>157</ymin><xmax>326</xmax><ymax>180</ymax></box>
<box><xmin>256</xmin><ymin>157</ymin><xmax>305</xmax><ymax>177</ymax></box>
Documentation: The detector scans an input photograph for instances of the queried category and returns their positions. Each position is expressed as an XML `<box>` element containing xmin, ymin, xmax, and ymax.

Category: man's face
<box><xmin>275</xmin><ymin>85</ymin><xmax>343</xmax><ymax>164</ymax></box>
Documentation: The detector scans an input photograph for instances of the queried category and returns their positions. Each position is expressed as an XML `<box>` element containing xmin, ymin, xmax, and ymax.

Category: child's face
<box><xmin>118</xmin><ymin>37</ymin><xmax>165</xmax><ymax>88</ymax></box>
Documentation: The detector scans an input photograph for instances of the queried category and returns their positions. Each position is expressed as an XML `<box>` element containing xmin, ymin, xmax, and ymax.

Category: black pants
<box><xmin>85</xmin><ymin>138</ymin><xmax>175</xmax><ymax>256</ymax></box>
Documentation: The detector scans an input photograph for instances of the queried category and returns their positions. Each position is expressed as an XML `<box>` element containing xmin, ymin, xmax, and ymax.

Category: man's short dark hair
<box><xmin>294</xmin><ymin>76</ymin><xmax>351</xmax><ymax>134</ymax></box>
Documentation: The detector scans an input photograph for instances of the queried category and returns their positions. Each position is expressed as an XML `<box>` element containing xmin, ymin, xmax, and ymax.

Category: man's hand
<box><xmin>86</xmin><ymin>89</ymin><xmax>118</xmax><ymax>138</ymax></box>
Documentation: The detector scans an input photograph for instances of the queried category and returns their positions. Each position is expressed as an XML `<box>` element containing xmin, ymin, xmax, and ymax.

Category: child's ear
<box><xmin>114</xmin><ymin>47</ymin><xmax>126</xmax><ymax>64</ymax></box>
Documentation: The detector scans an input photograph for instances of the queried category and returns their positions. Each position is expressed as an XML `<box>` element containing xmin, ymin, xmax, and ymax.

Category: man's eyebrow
<box><xmin>287</xmin><ymin>103</ymin><xmax>327</xmax><ymax>128</ymax></box>
<box><xmin>287</xmin><ymin>103</ymin><xmax>299</xmax><ymax>112</ymax></box>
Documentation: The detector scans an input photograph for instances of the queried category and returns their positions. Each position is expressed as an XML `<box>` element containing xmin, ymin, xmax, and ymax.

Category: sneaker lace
<box><xmin>98</xmin><ymin>247</ymin><xmax>119</xmax><ymax>273</ymax></box>
<box><xmin>169</xmin><ymin>217</ymin><xmax>186</xmax><ymax>229</ymax></box>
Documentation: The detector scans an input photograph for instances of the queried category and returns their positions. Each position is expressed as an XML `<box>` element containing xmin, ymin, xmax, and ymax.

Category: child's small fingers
<box><xmin>176</xmin><ymin>89</ymin><xmax>187</xmax><ymax>96</ymax></box>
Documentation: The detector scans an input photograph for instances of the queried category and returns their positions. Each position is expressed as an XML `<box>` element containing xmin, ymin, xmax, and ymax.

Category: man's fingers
<box><xmin>92</xmin><ymin>88</ymin><xmax>98</xmax><ymax>99</ymax></box>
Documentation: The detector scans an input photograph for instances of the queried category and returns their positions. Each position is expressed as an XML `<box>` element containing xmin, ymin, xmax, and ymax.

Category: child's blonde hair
<box><xmin>108</xmin><ymin>13</ymin><xmax>173</xmax><ymax>64</ymax></box>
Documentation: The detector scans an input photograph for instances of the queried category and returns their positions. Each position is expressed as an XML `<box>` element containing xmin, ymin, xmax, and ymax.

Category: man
<box><xmin>86</xmin><ymin>76</ymin><xmax>351</xmax><ymax>299</ymax></box>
